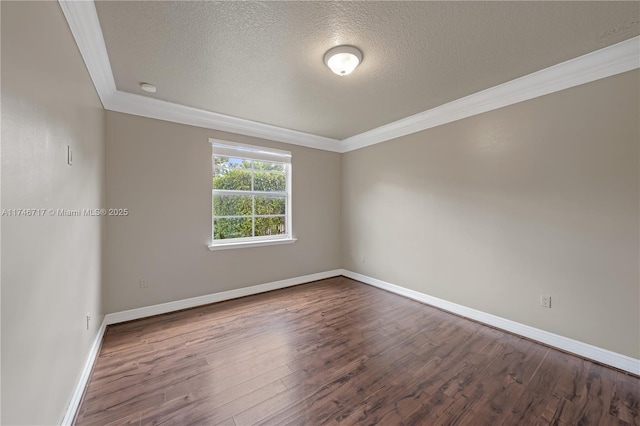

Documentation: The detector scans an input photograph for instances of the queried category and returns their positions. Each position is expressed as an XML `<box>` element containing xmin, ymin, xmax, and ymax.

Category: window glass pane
<box><xmin>254</xmin><ymin>171</ymin><xmax>285</xmax><ymax>192</ymax></box>
<box><xmin>253</xmin><ymin>161</ymin><xmax>285</xmax><ymax>172</ymax></box>
<box><xmin>211</xmin><ymin>142</ymin><xmax>291</xmax><ymax>244</ymax></box>
<box><xmin>213</xmin><ymin>194</ymin><xmax>252</xmax><ymax>216</ymax></box>
<box><xmin>214</xmin><ymin>217</ymin><xmax>252</xmax><ymax>240</ymax></box>
<box><xmin>214</xmin><ymin>156</ymin><xmax>249</xmax><ymax>173</ymax></box>
<box><xmin>255</xmin><ymin>195</ymin><xmax>286</xmax><ymax>215</ymax></box>
<box><xmin>255</xmin><ymin>216</ymin><xmax>286</xmax><ymax>237</ymax></box>
<box><xmin>213</xmin><ymin>155</ymin><xmax>230</xmax><ymax>172</ymax></box>
<box><xmin>213</xmin><ymin>169</ymin><xmax>251</xmax><ymax>190</ymax></box>
<box><xmin>237</xmin><ymin>159</ymin><xmax>252</xmax><ymax>169</ymax></box>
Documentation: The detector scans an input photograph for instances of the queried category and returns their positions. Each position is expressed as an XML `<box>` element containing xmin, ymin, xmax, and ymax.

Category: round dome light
<box><xmin>323</xmin><ymin>45</ymin><xmax>363</xmax><ymax>76</ymax></box>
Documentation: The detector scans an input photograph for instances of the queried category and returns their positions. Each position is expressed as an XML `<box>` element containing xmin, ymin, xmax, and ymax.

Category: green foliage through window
<box><xmin>212</xmin><ymin>155</ymin><xmax>288</xmax><ymax>241</ymax></box>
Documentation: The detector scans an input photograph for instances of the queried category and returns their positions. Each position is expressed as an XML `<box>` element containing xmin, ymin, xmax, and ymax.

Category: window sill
<box><xmin>208</xmin><ymin>238</ymin><xmax>297</xmax><ymax>251</ymax></box>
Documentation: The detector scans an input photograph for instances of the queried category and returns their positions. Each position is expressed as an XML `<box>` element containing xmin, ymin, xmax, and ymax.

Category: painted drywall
<box><xmin>1</xmin><ymin>2</ymin><xmax>106</xmax><ymax>425</ymax></box>
<box><xmin>104</xmin><ymin>111</ymin><xmax>341</xmax><ymax>313</ymax></box>
<box><xmin>342</xmin><ymin>70</ymin><xmax>640</xmax><ymax>359</ymax></box>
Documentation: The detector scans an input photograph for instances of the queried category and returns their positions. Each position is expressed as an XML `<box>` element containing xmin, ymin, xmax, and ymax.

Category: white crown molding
<box><xmin>105</xmin><ymin>269</ymin><xmax>343</xmax><ymax>325</ymax></box>
<box><xmin>61</xmin><ymin>316</ymin><xmax>107</xmax><ymax>426</ymax></box>
<box><xmin>58</xmin><ymin>0</ymin><xmax>116</xmax><ymax>107</ymax></box>
<box><xmin>341</xmin><ymin>269</ymin><xmax>640</xmax><ymax>375</ymax></box>
<box><xmin>60</xmin><ymin>0</ymin><xmax>638</xmax><ymax>154</ymax></box>
<box><xmin>107</xmin><ymin>91</ymin><xmax>343</xmax><ymax>152</ymax></box>
<box><xmin>341</xmin><ymin>36</ymin><xmax>640</xmax><ymax>152</ymax></box>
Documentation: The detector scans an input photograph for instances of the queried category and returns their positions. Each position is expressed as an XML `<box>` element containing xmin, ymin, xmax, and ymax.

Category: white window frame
<box><xmin>208</xmin><ymin>139</ymin><xmax>296</xmax><ymax>251</ymax></box>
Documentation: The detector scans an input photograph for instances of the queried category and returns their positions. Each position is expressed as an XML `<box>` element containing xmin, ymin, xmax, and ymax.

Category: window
<box><xmin>209</xmin><ymin>139</ymin><xmax>294</xmax><ymax>250</ymax></box>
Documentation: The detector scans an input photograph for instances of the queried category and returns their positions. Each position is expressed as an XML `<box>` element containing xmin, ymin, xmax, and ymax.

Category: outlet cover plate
<box><xmin>540</xmin><ymin>295</ymin><xmax>551</xmax><ymax>308</ymax></box>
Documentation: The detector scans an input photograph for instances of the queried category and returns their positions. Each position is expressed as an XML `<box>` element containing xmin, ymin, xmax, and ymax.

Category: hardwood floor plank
<box><xmin>163</xmin><ymin>364</ymin><xmax>294</xmax><ymax>409</ymax></box>
<box><xmin>74</xmin><ymin>277</ymin><xmax>640</xmax><ymax>426</ymax></box>
<box><xmin>610</xmin><ymin>394</ymin><xmax>638</xmax><ymax>424</ymax></box>
<box><xmin>258</xmin><ymin>326</ymin><xmax>438</xmax><ymax>424</ymax></box>
<box><xmin>327</xmin><ymin>354</ymin><xmax>452</xmax><ymax>424</ymax></box>
<box><xmin>141</xmin><ymin>380</ymin><xmax>288</xmax><ymax>425</ymax></box>
<box><xmin>607</xmin><ymin>371</ymin><xmax>639</xmax><ymax>425</ymax></box>
<box><xmin>103</xmin><ymin>411</ymin><xmax>141</xmax><ymax>426</ymax></box>
<box><xmin>77</xmin><ymin>390</ymin><xmax>165</xmax><ymax>426</ymax></box>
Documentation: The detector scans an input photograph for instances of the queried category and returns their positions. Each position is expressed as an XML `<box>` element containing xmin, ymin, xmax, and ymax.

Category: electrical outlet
<box><xmin>540</xmin><ymin>295</ymin><xmax>551</xmax><ymax>309</ymax></box>
<box><xmin>361</xmin><ymin>256</ymin><xmax>366</xmax><ymax>264</ymax></box>
<box><xmin>139</xmin><ymin>279</ymin><xmax>149</xmax><ymax>288</ymax></box>
<box><xmin>86</xmin><ymin>314</ymin><xmax>91</xmax><ymax>330</ymax></box>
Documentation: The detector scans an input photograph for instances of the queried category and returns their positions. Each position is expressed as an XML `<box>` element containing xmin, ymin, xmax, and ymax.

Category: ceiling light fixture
<box><xmin>323</xmin><ymin>45</ymin><xmax>363</xmax><ymax>76</ymax></box>
<box><xmin>140</xmin><ymin>82</ymin><xmax>157</xmax><ymax>93</ymax></box>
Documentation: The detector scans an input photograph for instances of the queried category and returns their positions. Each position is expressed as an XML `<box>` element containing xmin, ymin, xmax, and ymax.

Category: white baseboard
<box><xmin>105</xmin><ymin>269</ymin><xmax>343</xmax><ymax>325</ymax></box>
<box><xmin>62</xmin><ymin>268</ymin><xmax>637</xmax><ymax>425</ymax></box>
<box><xmin>340</xmin><ymin>269</ymin><xmax>640</xmax><ymax>376</ymax></box>
<box><xmin>61</xmin><ymin>316</ymin><xmax>107</xmax><ymax>425</ymax></box>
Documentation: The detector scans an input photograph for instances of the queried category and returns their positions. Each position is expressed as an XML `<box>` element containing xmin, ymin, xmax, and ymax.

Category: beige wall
<box><xmin>1</xmin><ymin>2</ymin><xmax>637</xmax><ymax>421</ymax></box>
<box><xmin>1</xmin><ymin>2</ymin><xmax>106</xmax><ymax>425</ymax></box>
<box><xmin>342</xmin><ymin>70</ymin><xmax>640</xmax><ymax>358</ymax></box>
<box><xmin>104</xmin><ymin>111</ymin><xmax>342</xmax><ymax>313</ymax></box>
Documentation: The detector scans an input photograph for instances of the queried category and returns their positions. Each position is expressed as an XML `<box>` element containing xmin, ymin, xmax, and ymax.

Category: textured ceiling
<box><xmin>95</xmin><ymin>1</ymin><xmax>639</xmax><ymax>140</ymax></box>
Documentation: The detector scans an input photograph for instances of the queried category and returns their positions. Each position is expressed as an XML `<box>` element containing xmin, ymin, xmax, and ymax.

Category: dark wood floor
<box><xmin>74</xmin><ymin>277</ymin><xmax>639</xmax><ymax>426</ymax></box>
